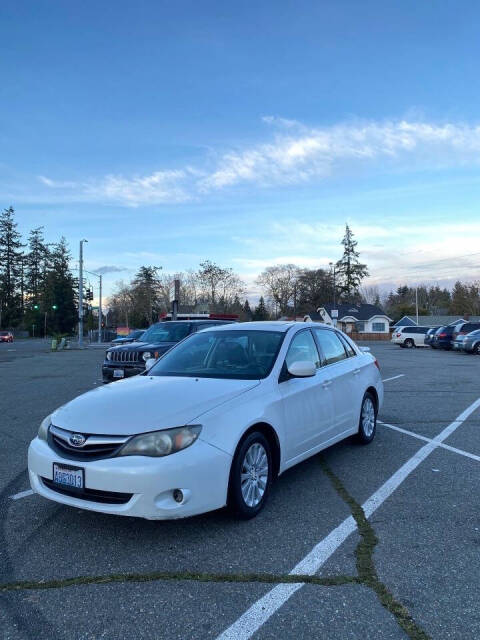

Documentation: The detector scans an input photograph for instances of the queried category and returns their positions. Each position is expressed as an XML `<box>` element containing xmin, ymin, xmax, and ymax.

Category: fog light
<box><xmin>173</xmin><ymin>489</ymin><xmax>183</xmax><ymax>503</ymax></box>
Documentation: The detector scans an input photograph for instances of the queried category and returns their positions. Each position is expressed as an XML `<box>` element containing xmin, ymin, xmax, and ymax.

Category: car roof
<box><xmin>199</xmin><ymin>320</ymin><xmax>334</xmax><ymax>333</ymax></box>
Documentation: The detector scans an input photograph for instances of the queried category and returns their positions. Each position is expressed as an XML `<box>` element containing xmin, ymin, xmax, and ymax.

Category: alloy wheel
<box><xmin>240</xmin><ymin>442</ymin><xmax>269</xmax><ymax>508</ymax></box>
<box><xmin>361</xmin><ymin>397</ymin><xmax>375</xmax><ymax>438</ymax></box>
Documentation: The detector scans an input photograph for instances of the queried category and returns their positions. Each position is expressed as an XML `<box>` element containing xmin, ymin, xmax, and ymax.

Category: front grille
<box><xmin>49</xmin><ymin>425</ymin><xmax>129</xmax><ymax>461</ymax></box>
<box><xmin>109</xmin><ymin>350</ymin><xmax>140</xmax><ymax>363</ymax></box>
<box><xmin>41</xmin><ymin>478</ymin><xmax>133</xmax><ymax>504</ymax></box>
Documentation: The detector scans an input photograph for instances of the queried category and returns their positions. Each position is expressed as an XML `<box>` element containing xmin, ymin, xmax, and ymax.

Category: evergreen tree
<box><xmin>25</xmin><ymin>227</ymin><xmax>49</xmax><ymax>306</ymax></box>
<box><xmin>335</xmin><ymin>224</ymin><xmax>369</xmax><ymax>301</ymax></box>
<box><xmin>243</xmin><ymin>299</ymin><xmax>252</xmax><ymax>320</ymax></box>
<box><xmin>43</xmin><ymin>237</ymin><xmax>76</xmax><ymax>334</ymax></box>
<box><xmin>253</xmin><ymin>296</ymin><xmax>269</xmax><ymax>320</ymax></box>
<box><xmin>0</xmin><ymin>207</ymin><xmax>24</xmax><ymax>327</ymax></box>
<box><xmin>131</xmin><ymin>266</ymin><xmax>163</xmax><ymax>326</ymax></box>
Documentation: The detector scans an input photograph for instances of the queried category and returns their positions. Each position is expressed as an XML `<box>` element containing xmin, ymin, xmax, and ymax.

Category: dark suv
<box><xmin>102</xmin><ymin>320</ymin><xmax>234</xmax><ymax>382</ymax></box>
<box><xmin>431</xmin><ymin>323</ymin><xmax>465</xmax><ymax>350</ymax></box>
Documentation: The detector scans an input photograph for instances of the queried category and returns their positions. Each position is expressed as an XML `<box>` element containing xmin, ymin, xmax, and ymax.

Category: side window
<box><xmin>337</xmin><ymin>332</ymin><xmax>356</xmax><ymax>357</ymax></box>
<box><xmin>285</xmin><ymin>330</ymin><xmax>321</xmax><ymax>369</ymax></box>
<box><xmin>313</xmin><ymin>329</ymin><xmax>348</xmax><ymax>365</ymax></box>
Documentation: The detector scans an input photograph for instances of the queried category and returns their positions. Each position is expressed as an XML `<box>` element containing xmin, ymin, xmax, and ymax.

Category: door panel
<box><xmin>279</xmin><ymin>329</ymin><xmax>334</xmax><ymax>461</ymax></box>
<box><xmin>312</xmin><ymin>328</ymin><xmax>362</xmax><ymax>436</ymax></box>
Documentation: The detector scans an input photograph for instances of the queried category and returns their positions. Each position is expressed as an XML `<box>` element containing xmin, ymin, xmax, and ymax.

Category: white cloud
<box><xmin>36</xmin><ymin>118</ymin><xmax>480</xmax><ymax>206</ymax></box>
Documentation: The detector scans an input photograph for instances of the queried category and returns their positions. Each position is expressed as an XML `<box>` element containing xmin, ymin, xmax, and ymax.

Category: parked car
<box><xmin>462</xmin><ymin>329</ymin><xmax>480</xmax><ymax>354</ymax></box>
<box><xmin>111</xmin><ymin>329</ymin><xmax>146</xmax><ymax>346</ymax></box>
<box><xmin>432</xmin><ymin>321</ymin><xmax>466</xmax><ymax>350</ymax></box>
<box><xmin>391</xmin><ymin>326</ymin><xmax>430</xmax><ymax>348</ymax></box>
<box><xmin>0</xmin><ymin>331</ymin><xmax>14</xmax><ymax>343</ymax></box>
<box><xmin>102</xmin><ymin>320</ymin><xmax>235</xmax><ymax>383</ymax></box>
<box><xmin>424</xmin><ymin>327</ymin><xmax>441</xmax><ymax>347</ymax></box>
<box><xmin>28</xmin><ymin>321</ymin><xmax>383</xmax><ymax>520</ymax></box>
<box><xmin>452</xmin><ymin>322</ymin><xmax>480</xmax><ymax>350</ymax></box>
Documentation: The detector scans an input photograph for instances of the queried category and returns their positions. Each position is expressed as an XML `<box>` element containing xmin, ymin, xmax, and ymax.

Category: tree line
<box><xmin>109</xmin><ymin>225</ymin><xmax>370</xmax><ymax>326</ymax></box>
<box><xmin>381</xmin><ymin>283</ymin><xmax>480</xmax><ymax>321</ymax></box>
<box><xmin>0</xmin><ymin>207</ymin><xmax>76</xmax><ymax>334</ymax></box>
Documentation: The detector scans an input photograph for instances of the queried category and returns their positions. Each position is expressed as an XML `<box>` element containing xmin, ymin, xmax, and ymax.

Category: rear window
<box><xmin>461</xmin><ymin>323</ymin><xmax>480</xmax><ymax>333</ymax></box>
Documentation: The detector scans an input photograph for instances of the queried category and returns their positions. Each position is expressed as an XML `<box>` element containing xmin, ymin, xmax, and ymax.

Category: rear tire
<box><xmin>228</xmin><ymin>432</ymin><xmax>272</xmax><ymax>519</ymax></box>
<box><xmin>474</xmin><ymin>343</ymin><xmax>480</xmax><ymax>355</ymax></box>
<box><xmin>404</xmin><ymin>339</ymin><xmax>414</xmax><ymax>348</ymax></box>
<box><xmin>357</xmin><ymin>392</ymin><xmax>377</xmax><ymax>444</ymax></box>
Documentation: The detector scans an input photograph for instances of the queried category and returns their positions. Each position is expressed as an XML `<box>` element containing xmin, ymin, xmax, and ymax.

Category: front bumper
<box><xmin>102</xmin><ymin>363</ymin><xmax>145</xmax><ymax>382</ymax></box>
<box><xmin>28</xmin><ymin>437</ymin><xmax>232</xmax><ymax>520</ymax></box>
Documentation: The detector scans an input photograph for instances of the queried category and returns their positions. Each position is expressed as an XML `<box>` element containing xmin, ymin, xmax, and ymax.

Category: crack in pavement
<box><xmin>320</xmin><ymin>458</ymin><xmax>431</xmax><ymax>640</ymax></box>
<box><xmin>0</xmin><ymin>571</ymin><xmax>357</xmax><ymax>593</ymax></box>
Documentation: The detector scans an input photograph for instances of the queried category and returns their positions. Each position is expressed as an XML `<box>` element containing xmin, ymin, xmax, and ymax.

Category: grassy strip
<box><xmin>0</xmin><ymin>571</ymin><xmax>357</xmax><ymax>594</ymax></box>
<box><xmin>320</xmin><ymin>459</ymin><xmax>431</xmax><ymax>640</ymax></box>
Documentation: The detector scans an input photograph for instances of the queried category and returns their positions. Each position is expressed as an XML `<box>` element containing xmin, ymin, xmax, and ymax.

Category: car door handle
<box><xmin>322</xmin><ymin>380</ymin><xmax>332</xmax><ymax>388</ymax></box>
<box><xmin>353</xmin><ymin>368</ymin><xmax>361</xmax><ymax>375</ymax></box>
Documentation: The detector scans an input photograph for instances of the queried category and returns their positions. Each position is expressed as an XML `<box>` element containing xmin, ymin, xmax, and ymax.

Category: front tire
<box><xmin>474</xmin><ymin>343</ymin><xmax>480</xmax><ymax>355</ymax></box>
<box><xmin>228</xmin><ymin>432</ymin><xmax>272</xmax><ymax>519</ymax></box>
<box><xmin>357</xmin><ymin>392</ymin><xmax>377</xmax><ymax>444</ymax></box>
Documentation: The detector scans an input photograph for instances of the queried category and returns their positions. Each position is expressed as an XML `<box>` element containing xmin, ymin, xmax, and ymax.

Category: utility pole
<box><xmin>98</xmin><ymin>274</ymin><xmax>102</xmax><ymax>343</ymax></box>
<box><xmin>329</xmin><ymin>262</ymin><xmax>337</xmax><ymax>327</ymax></box>
<box><xmin>78</xmin><ymin>239</ymin><xmax>88</xmax><ymax>347</ymax></box>
<box><xmin>415</xmin><ymin>287</ymin><xmax>419</xmax><ymax>325</ymax></box>
<box><xmin>172</xmin><ymin>278</ymin><xmax>180</xmax><ymax>320</ymax></box>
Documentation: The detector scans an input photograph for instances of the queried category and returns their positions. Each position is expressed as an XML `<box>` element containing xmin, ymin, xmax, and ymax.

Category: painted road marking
<box><xmin>379</xmin><ymin>421</ymin><xmax>480</xmax><ymax>463</ymax></box>
<box><xmin>217</xmin><ymin>397</ymin><xmax>480</xmax><ymax>640</ymax></box>
<box><xmin>382</xmin><ymin>374</ymin><xmax>405</xmax><ymax>382</ymax></box>
<box><xmin>10</xmin><ymin>489</ymin><xmax>34</xmax><ymax>500</ymax></box>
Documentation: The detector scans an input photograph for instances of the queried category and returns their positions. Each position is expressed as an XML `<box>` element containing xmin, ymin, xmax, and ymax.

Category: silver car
<box><xmin>462</xmin><ymin>329</ymin><xmax>480</xmax><ymax>354</ymax></box>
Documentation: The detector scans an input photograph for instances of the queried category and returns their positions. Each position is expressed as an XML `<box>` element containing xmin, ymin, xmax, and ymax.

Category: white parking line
<box><xmin>10</xmin><ymin>489</ymin><xmax>34</xmax><ymax>500</ymax></box>
<box><xmin>216</xmin><ymin>397</ymin><xmax>480</xmax><ymax>640</ymax></box>
<box><xmin>379</xmin><ymin>421</ymin><xmax>480</xmax><ymax>464</ymax></box>
<box><xmin>382</xmin><ymin>374</ymin><xmax>405</xmax><ymax>382</ymax></box>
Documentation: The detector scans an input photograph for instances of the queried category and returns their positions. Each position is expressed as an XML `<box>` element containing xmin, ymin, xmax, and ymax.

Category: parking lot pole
<box><xmin>98</xmin><ymin>275</ymin><xmax>102</xmax><ymax>343</ymax></box>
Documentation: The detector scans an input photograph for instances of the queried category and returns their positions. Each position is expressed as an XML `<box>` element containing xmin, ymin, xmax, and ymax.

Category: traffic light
<box><xmin>52</xmin><ymin>305</ymin><xmax>58</xmax><ymax>310</ymax></box>
<box><xmin>33</xmin><ymin>304</ymin><xmax>39</xmax><ymax>310</ymax></box>
<box><xmin>87</xmin><ymin>288</ymin><xmax>94</xmax><ymax>301</ymax></box>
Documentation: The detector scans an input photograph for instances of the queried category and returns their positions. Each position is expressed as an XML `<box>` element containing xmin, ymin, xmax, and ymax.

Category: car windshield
<box><xmin>127</xmin><ymin>330</ymin><xmax>144</xmax><ymax>339</ymax></box>
<box><xmin>140</xmin><ymin>322</ymin><xmax>191</xmax><ymax>344</ymax></box>
<box><xmin>148</xmin><ymin>329</ymin><xmax>285</xmax><ymax>380</ymax></box>
<box><xmin>0</xmin><ymin>331</ymin><xmax>9</xmax><ymax>336</ymax></box>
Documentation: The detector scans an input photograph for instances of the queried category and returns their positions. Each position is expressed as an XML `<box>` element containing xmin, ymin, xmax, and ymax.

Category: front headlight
<box><xmin>38</xmin><ymin>415</ymin><xmax>52</xmax><ymax>442</ymax></box>
<box><xmin>117</xmin><ymin>425</ymin><xmax>202</xmax><ymax>457</ymax></box>
<box><xmin>106</xmin><ymin>351</ymin><xmax>112</xmax><ymax>360</ymax></box>
<box><xmin>142</xmin><ymin>351</ymin><xmax>151</xmax><ymax>361</ymax></box>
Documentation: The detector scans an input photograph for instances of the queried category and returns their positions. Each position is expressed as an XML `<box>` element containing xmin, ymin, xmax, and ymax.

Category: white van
<box><xmin>391</xmin><ymin>326</ymin><xmax>430</xmax><ymax>348</ymax></box>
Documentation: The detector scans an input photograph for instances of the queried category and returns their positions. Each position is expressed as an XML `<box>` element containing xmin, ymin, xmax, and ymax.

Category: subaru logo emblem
<box><xmin>69</xmin><ymin>433</ymin><xmax>86</xmax><ymax>447</ymax></box>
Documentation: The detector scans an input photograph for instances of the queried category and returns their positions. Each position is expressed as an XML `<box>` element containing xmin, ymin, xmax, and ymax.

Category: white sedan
<box><xmin>28</xmin><ymin>322</ymin><xmax>383</xmax><ymax>520</ymax></box>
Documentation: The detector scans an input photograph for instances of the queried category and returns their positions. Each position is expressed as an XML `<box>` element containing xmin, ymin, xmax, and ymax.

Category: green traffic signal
<box><xmin>33</xmin><ymin>304</ymin><xmax>39</xmax><ymax>310</ymax></box>
<box><xmin>52</xmin><ymin>305</ymin><xmax>58</xmax><ymax>310</ymax></box>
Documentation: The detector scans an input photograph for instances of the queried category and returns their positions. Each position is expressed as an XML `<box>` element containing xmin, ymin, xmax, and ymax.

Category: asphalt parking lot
<box><xmin>1</xmin><ymin>339</ymin><xmax>479</xmax><ymax>639</ymax></box>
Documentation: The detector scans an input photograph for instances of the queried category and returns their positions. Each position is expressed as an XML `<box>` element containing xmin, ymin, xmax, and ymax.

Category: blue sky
<box><xmin>2</xmin><ymin>0</ymin><xmax>480</xmax><ymax>301</ymax></box>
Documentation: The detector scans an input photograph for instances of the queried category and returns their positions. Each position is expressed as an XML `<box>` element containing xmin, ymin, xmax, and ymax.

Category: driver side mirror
<box><xmin>287</xmin><ymin>360</ymin><xmax>316</xmax><ymax>378</ymax></box>
<box><xmin>145</xmin><ymin>358</ymin><xmax>156</xmax><ymax>372</ymax></box>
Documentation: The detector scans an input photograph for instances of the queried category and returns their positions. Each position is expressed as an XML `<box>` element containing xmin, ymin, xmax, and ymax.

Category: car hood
<box><xmin>51</xmin><ymin>376</ymin><xmax>260</xmax><ymax>435</ymax></box>
<box><xmin>108</xmin><ymin>341</ymin><xmax>176</xmax><ymax>353</ymax></box>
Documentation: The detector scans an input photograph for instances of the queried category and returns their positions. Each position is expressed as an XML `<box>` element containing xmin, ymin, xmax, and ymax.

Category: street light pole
<box><xmin>415</xmin><ymin>287</ymin><xmax>419</xmax><ymax>325</ymax></box>
<box><xmin>98</xmin><ymin>274</ymin><xmax>102</xmax><ymax>343</ymax></box>
<box><xmin>78</xmin><ymin>239</ymin><xmax>88</xmax><ymax>348</ymax></box>
<box><xmin>329</xmin><ymin>262</ymin><xmax>337</xmax><ymax>307</ymax></box>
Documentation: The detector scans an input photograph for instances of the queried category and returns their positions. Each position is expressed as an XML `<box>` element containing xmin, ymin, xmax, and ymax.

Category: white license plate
<box><xmin>53</xmin><ymin>463</ymin><xmax>84</xmax><ymax>489</ymax></box>
<box><xmin>113</xmin><ymin>369</ymin><xmax>124</xmax><ymax>378</ymax></box>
